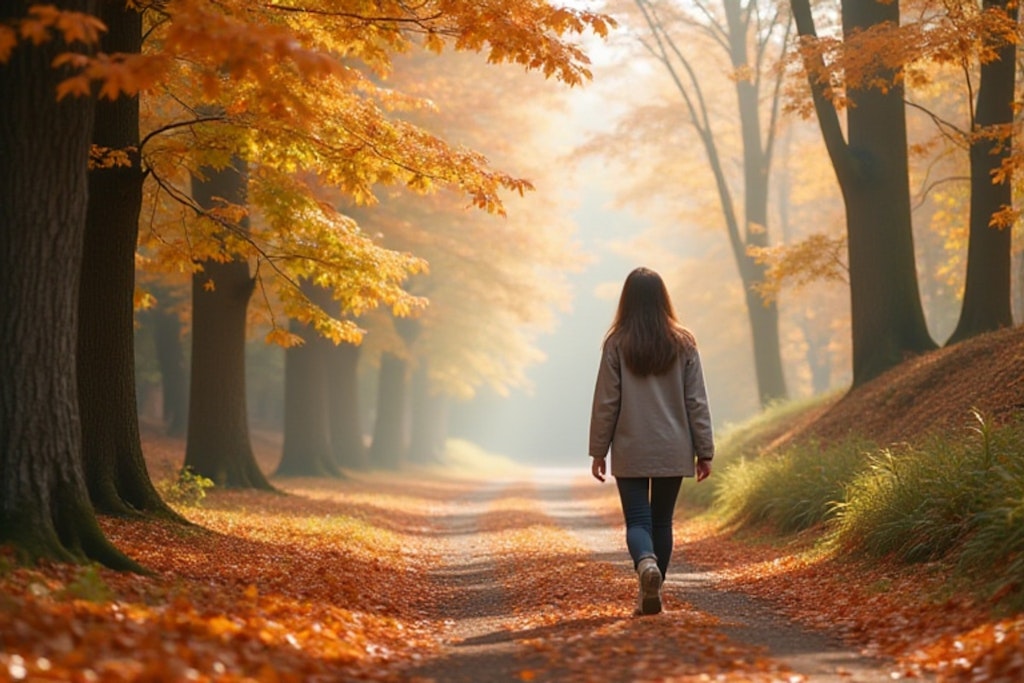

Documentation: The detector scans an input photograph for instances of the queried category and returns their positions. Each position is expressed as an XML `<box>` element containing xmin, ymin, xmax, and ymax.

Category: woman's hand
<box><xmin>696</xmin><ymin>459</ymin><xmax>712</xmax><ymax>482</ymax></box>
<box><xmin>591</xmin><ymin>456</ymin><xmax>607</xmax><ymax>483</ymax></box>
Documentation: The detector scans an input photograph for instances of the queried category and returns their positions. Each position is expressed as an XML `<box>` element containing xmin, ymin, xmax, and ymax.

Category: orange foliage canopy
<box><xmin>2</xmin><ymin>1</ymin><xmax>613</xmax><ymax>345</ymax></box>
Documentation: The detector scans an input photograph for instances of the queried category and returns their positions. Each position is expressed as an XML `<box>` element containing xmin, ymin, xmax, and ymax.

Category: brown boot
<box><xmin>636</xmin><ymin>557</ymin><xmax>662</xmax><ymax>615</ymax></box>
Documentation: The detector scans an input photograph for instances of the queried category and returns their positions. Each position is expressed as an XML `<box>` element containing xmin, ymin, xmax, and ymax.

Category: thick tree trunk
<box><xmin>0</xmin><ymin>0</ymin><xmax>139</xmax><ymax>569</ymax></box>
<box><xmin>149</xmin><ymin>293</ymin><xmax>189</xmax><ymax>437</ymax></box>
<box><xmin>793</xmin><ymin>0</ymin><xmax>936</xmax><ymax>387</ymax></box>
<box><xmin>183</xmin><ymin>160</ymin><xmax>273</xmax><ymax>490</ymax></box>
<box><xmin>79</xmin><ymin>0</ymin><xmax>181</xmax><ymax>520</ymax></box>
<box><xmin>327</xmin><ymin>341</ymin><xmax>367</xmax><ymax>470</ymax></box>
<box><xmin>368</xmin><ymin>352</ymin><xmax>409</xmax><ymax>470</ymax></box>
<box><xmin>406</xmin><ymin>362</ymin><xmax>446</xmax><ymax>465</ymax></box>
<box><xmin>277</xmin><ymin>308</ymin><xmax>342</xmax><ymax>478</ymax></box>
<box><xmin>947</xmin><ymin>0</ymin><xmax>1017</xmax><ymax>345</ymax></box>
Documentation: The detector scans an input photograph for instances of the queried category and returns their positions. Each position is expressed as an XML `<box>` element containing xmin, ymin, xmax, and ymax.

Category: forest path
<box><xmin>398</xmin><ymin>469</ymin><xmax>920</xmax><ymax>683</ymax></box>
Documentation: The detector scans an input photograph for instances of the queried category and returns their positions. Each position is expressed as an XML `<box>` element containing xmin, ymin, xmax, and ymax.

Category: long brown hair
<box><xmin>604</xmin><ymin>267</ymin><xmax>696</xmax><ymax>376</ymax></box>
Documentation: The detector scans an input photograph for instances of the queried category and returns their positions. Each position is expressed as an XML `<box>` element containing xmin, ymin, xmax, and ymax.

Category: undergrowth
<box><xmin>158</xmin><ymin>466</ymin><xmax>215</xmax><ymax>507</ymax></box>
<box><xmin>681</xmin><ymin>393</ymin><xmax>836</xmax><ymax>510</ymax></box>
<box><xmin>708</xmin><ymin>402</ymin><xmax>1024</xmax><ymax>611</ymax></box>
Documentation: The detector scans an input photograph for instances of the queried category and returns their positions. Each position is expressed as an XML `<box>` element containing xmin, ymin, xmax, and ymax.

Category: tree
<box><xmin>183</xmin><ymin>155</ymin><xmax>274</xmax><ymax>489</ymax></box>
<box><xmin>350</xmin><ymin>47</ymin><xmax>581</xmax><ymax>464</ymax></box>
<box><xmin>0</xmin><ymin>2</ymin><xmax>139</xmax><ymax>568</ymax></box>
<box><xmin>276</xmin><ymin>284</ymin><xmax>342</xmax><ymax>478</ymax></box>
<box><xmin>327</xmin><ymin>340</ymin><xmax>366</xmax><ymax>470</ymax></box>
<box><xmin>139</xmin><ymin>284</ymin><xmax>189</xmax><ymax>436</ymax></box>
<box><xmin>791</xmin><ymin>0</ymin><xmax>936</xmax><ymax>386</ymax></box>
<box><xmin>78</xmin><ymin>0</ymin><xmax>181</xmax><ymax>519</ymax></box>
<box><xmin>946</xmin><ymin>0</ymin><xmax>1018</xmax><ymax>344</ymax></box>
<box><xmin>593</xmin><ymin>0</ymin><xmax>792</xmax><ymax>407</ymax></box>
<box><xmin>368</xmin><ymin>317</ymin><xmax>420</xmax><ymax>470</ymax></box>
<box><xmin>133</xmin><ymin>0</ymin><xmax>611</xmax><ymax>486</ymax></box>
<box><xmin>406</xmin><ymin>360</ymin><xmax>447</xmax><ymax>464</ymax></box>
<box><xmin>1</xmin><ymin>0</ymin><xmax>612</xmax><ymax>565</ymax></box>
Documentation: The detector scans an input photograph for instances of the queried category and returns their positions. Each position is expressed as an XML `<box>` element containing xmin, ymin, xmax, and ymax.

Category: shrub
<box><xmin>158</xmin><ymin>466</ymin><xmax>215</xmax><ymax>507</ymax></box>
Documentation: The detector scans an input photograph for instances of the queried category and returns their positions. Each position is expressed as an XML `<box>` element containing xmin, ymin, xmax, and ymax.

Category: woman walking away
<box><xmin>589</xmin><ymin>267</ymin><xmax>715</xmax><ymax>616</ymax></box>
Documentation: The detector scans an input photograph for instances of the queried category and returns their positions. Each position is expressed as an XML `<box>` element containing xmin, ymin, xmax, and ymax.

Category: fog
<box><xmin>447</xmin><ymin>178</ymin><xmax>643</xmax><ymax>465</ymax></box>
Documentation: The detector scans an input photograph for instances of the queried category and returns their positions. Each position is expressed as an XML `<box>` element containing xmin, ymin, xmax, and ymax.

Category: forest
<box><xmin>2</xmin><ymin>0</ymin><xmax>1024</xmax><ymax>681</ymax></box>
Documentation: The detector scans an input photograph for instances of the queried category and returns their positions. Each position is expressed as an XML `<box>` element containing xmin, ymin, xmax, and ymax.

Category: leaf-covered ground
<box><xmin>2</xmin><ymin>438</ymin><xmax>1022</xmax><ymax>682</ymax></box>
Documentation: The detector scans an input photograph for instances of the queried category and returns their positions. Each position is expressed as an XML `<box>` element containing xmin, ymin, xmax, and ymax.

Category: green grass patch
<box><xmin>714</xmin><ymin>436</ymin><xmax>873</xmax><ymax>532</ymax></box>
<box><xmin>831</xmin><ymin>412</ymin><xmax>1024</xmax><ymax>610</ymax></box>
<box><xmin>681</xmin><ymin>393</ymin><xmax>839</xmax><ymax>511</ymax></box>
<box><xmin>710</xmin><ymin>402</ymin><xmax>1024</xmax><ymax>611</ymax></box>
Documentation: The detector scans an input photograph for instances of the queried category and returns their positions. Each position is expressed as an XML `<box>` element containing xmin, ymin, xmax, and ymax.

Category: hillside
<box><xmin>772</xmin><ymin>324</ymin><xmax>1024</xmax><ymax>450</ymax></box>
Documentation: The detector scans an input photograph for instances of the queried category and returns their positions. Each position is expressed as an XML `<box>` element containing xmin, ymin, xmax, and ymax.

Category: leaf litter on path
<box><xmin>0</xmin><ymin>466</ymin><xmax>1019</xmax><ymax>681</ymax></box>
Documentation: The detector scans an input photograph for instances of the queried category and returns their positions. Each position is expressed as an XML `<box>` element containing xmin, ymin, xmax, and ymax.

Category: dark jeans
<box><xmin>615</xmin><ymin>476</ymin><xmax>683</xmax><ymax>579</ymax></box>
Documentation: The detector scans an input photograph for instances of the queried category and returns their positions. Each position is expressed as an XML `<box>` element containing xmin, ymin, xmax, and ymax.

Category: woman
<box><xmin>589</xmin><ymin>267</ymin><xmax>715</xmax><ymax>616</ymax></box>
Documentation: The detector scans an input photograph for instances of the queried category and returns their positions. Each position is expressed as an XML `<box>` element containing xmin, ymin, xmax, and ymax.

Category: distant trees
<box><xmin>616</xmin><ymin>0</ymin><xmax>792</xmax><ymax>407</ymax></box>
<box><xmin>0</xmin><ymin>0</ymin><xmax>611</xmax><ymax>565</ymax></box>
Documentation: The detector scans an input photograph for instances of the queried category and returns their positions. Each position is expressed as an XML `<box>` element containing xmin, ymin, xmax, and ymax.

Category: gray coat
<box><xmin>588</xmin><ymin>337</ymin><xmax>715</xmax><ymax>478</ymax></box>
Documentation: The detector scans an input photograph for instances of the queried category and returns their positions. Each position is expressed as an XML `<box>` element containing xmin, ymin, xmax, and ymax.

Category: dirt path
<box><xmin>403</xmin><ymin>481</ymin><xmax>560</xmax><ymax>682</ymax></box>
<box><xmin>399</xmin><ymin>469</ymin><xmax>926</xmax><ymax>683</ymax></box>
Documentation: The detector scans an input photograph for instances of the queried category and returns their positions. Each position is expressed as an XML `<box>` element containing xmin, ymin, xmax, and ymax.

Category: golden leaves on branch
<box><xmin>747</xmin><ymin>233</ymin><xmax>848</xmax><ymax>304</ymax></box>
<box><xmin>790</xmin><ymin>1</ymin><xmax>1021</xmax><ymax>109</ymax></box>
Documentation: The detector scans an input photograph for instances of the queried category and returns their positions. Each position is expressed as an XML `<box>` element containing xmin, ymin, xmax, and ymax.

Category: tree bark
<box><xmin>183</xmin><ymin>159</ymin><xmax>273</xmax><ymax>490</ymax></box>
<box><xmin>947</xmin><ymin>0</ymin><xmax>1017</xmax><ymax>345</ymax></box>
<box><xmin>327</xmin><ymin>341</ymin><xmax>367</xmax><ymax>470</ymax></box>
<box><xmin>0</xmin><ymin>0</ymin><xmax>139</xmax><ymax>569</ymax></box>
<box><xmin>792</xmin><ymin>0</ymin><xmax>936</xmax><ymax>387</ymax></box>
<box><xmin>78</xmin><ymin>0</ymin><xmax>181</xmax><ymax>521</ymax></box>
<box><xmin>368</xmin><ymin>352</ymin><xmax>409</xmax><ymax>470</ymax></box>
<box><xmin>277</xmin><ymin>293</ymin><xmax>342</xmax><ymax>478</ymax></box>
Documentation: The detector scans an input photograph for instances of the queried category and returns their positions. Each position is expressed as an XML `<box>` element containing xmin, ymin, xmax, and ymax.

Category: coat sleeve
<box><xmin>588</xmin><ymin>343</ymin><xmax>621</xmax><ymax>458</ymax></box>
<box><xmin>683</xmin><ymin>348</ymin><xmax>715</xmax><ymax>460</ymax></box>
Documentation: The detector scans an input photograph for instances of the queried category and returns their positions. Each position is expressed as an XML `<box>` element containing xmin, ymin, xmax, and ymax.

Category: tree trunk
<box><xmin>792</xmin><ymin>0</ymin><xmax>936</xmax><ymax>387</ymax></box>
<box><xmin>149</xmin><ymin>292</ymin><xmax>189</xmax><ymax>437</ymax></box>
<box><xmin>183</xmin><ymin>159</ymin><xmax>273</xmax><ymax>489</ymax></box>
<box><xmin>947</xmin><ymin>0</ymin><xmax>1017</xmax><ymax>345</ymax></box>
<box><xmin>406</xmin><ymin>361</ymin><xmax>446</xmax><ymax>465</ymax></box>
<box><xmin>327</xmin><ymin>341</ymin><xmax>367</xmax><ymax>470</ymax></box>
<box><xmin>78</xmin><ymin>0</ymin><xmax>181</xmax><ymax>521</ymax></box>
<box><xmin>277</xmin><ymin>303</ymin><xmax>342</xmax><ymax>478</ymax></box>
<box><xmin>0</xmin><ymin>0</ymin><xmax>139</xmax><ymax>569</ymax></box>
<box><xmin>726</xmin><ymin>0</ymin><xmax>788</xmax><ymax>405</ymax></box>
<box><xmin>368</xmin><ymin>352</ymin><xmax>409</xmax><ymax>470</ymax></box>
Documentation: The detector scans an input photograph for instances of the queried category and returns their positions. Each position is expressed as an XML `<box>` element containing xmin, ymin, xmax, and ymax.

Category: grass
<box><xmin>707</xmin><ymin>402</ymin><xmax>1024</xmax><ymax>611</ymax></box>
<box><xmin>832</xmin><ymin>412</ymin><xmax>1024</xmax><ymax>610</ymax></box>
<box><xmin>681</xmin><ymin>393</ymin><xmax>838</xmax><ymax>511</ymax></box>
<box><xmin>714</xmin><ymin>436</ymin><xmax>873</xmax><ymax>533</ymax></box>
